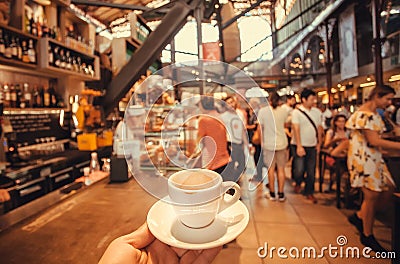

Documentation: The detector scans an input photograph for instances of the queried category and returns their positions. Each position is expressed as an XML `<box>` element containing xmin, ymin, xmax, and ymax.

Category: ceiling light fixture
<box><xmin>360</xmin><ymin>81</ymin><xmax>376</xmax><ymax>88</ymax></box>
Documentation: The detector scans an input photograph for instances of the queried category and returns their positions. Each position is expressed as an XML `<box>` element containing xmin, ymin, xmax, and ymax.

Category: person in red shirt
<box><xmin>197</xmin><ymin>96</ymin><xmax>231</xmax><ymax>177</ymax></box>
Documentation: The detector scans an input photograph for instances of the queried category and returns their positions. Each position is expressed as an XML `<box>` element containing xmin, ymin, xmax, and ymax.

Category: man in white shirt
<box><xmin>221</xmin><ymin>97</ymin><xmax>248</xmax><ymax>181</ymax></box>
<box><xmin>320</xmin><ymin>104</ymin><xmax>333</xmax><ymax>131</ymax></box>
<box><xmin>291</xmin><ymin>89</ymin><xmax>323</xmax><ymax>204</ymax></box>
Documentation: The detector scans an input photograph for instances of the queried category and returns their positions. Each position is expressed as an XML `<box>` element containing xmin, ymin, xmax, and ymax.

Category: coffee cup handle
<box><xmin>219</xmin><ymin>182</ymin><xmax>241</xmax><ymax>213</ymax></box>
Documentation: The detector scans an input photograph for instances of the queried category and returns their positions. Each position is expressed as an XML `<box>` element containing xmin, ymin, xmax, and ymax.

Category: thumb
<box><xmin>122</xmin><ymin>222</ymin><xmax>155</xmax><ymax>249</ymax></box>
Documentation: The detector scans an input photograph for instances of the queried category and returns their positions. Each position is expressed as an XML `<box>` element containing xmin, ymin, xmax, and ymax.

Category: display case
<box><xmin>141</xmin><ymin>103</ymin><xmax>198</xmax><ymax>172</ymax></box>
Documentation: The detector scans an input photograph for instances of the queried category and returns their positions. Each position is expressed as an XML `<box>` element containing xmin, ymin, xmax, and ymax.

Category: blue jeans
<box><xmin>290</xmin><ymin>145</ymin><xmax>317</xmax><ymax>195</ymax></box>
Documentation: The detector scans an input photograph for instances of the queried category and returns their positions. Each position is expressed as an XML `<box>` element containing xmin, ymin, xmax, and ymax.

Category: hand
<box><xmin>99</xmin><ymin>223</ymin><xmax>222</xmax><ymax>264</ymax></box>
<box><xmin>0</xmin><ymin>189</ymin><xmax>10</xmax><ymax>203</ymax></box>
<box><xmin>316</xmin><ymin>144</ymin><xmax>321</xmax><ymax>153</ymax></box>
<box><xmin>296</xmin><ymin>146</ymin><xmax>306</xmax><ymax>157</ymax></box>
<box><xmin>249</xmin><ymin>145</ymin><xmax>255</xmax><ymax>155</ymax></box>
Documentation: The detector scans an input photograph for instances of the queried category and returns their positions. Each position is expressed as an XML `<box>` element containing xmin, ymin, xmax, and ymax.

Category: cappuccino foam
<box><xmin>171</xmin><ymin>171</ymin><xmax>216</xmax><ymax>190</ymax></box>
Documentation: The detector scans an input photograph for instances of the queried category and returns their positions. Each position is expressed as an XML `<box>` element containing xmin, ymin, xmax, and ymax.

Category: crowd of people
<box><xmin>190</xmin><ymin>85</ymin><xmax>400</xmax><ymax>253</ymax></box>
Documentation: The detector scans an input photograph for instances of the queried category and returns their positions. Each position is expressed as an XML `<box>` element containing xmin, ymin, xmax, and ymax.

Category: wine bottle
<box><xmin>3</xmin><ymin>83</ymin><xmax>10</xmax><ymax>107</ymax></box>
<box><xmin>43</xmin><ymin>86</ymin><xmax>50</xmax><ymax>107</ymax></box>
<box><xmin>16</xmin><ymin>37</ymin><xmax>22</xmax><ymax>61</ymax></box>
<box><xmin>4</xmin><ymin>33</ymin><xmax>12</xmax><ymax>59</ymax></box>
<box><xmin>59</xmin><ymin>49</ymin><xmax>66</xmax><ymax>69</ymax></box>
<box><xmin>25</xmin><ymin>10</ymin><xmax>31</xmax><ymax>34</ymax></box>
<box><xmin>15</xmin><ymin>83</ymin><xmax>22</xmax><ymax>108</ymax></box>
<box><xmin>10</xmin><ymin>84</ymin><xmax>16</xmax><ymax>108</ymax></box>
<box><xmin>23</xmin><ymin>83</ymin><xmax>31</xmax><ymax>108</ymax></box>
<box><xmin>36</xmin><ymin>16</ymin><xmax>42</xmax><ymax>38</ymax></box>
<box><xmin>66</xmin><ymin>50</ymin><xmax>72</xmax><ymax>70</ymax></box>
<box><xmin>28</xmin><ymin>39</ymin><xmax>36</xmax><ymax>63</ymax></box>
<box><xmin>21</xmin><ymin>40</ymin><xmax>29</xmax><ymax>63</ymax></box>
<box><xmin>42</xmin><ymin>17</ymin><xmax>49</xmax><ymax>38</ymax></box>
<box><xmin>32</xmin><ymin>85</ymin><xmax>39</xmax><ymax>108</ymax></box>
<box><xmin>54</xmin><ymin>46</ymin><xmax>60</xmax><ymax>67</ymax></box>
<box><xmin>10</xmin><ymin>36</ymin><xmax>17</xmax><ymax>59</ymax></box>
<box><xmin>30</xmin><ymin>16</ymin><xmax>37</xmax><ymax>36</ymax></box>
<box><xmin>48</xmin><ymin>44</ymin><xmax>54</xmax><ymax>66</ymax></box>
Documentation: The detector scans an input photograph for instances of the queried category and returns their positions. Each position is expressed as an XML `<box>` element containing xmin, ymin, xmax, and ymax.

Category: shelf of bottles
<box><xmin>0</xmin><ymin>23</ymin><xmax>38</xmax><ymax>68</ymax></box>
<box><xmin>38</xmin><ymin>38</ymin><xmax>99</xmax><ymax>80</ymax></box>
<box><xmin>0</xmin><ymin>80</ymin><xmax>65</xmax><ymax>110</ymax></box>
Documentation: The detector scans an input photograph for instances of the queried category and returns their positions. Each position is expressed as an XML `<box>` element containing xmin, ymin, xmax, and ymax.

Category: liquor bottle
<box><xmin>59</xmin><ymin>49</ymin><xmax>66</xmax><ymax>69</ymax></box>
<box><xmin>25</xmin><ymin>10</ymin><xmax>31</xmax><ymax>34</ymax></box>
<box><xmin>48</xmin><ymin>44</ymin><xmax>54</xmax><ymax>66</ymax></box>
<box><xmin>48</xmin><ymin>84</ymin><xmax>57</xmax><ymax>107</ymax></box>
<box><xmin>37</xmin><ymin>86</ymin><xmax>44</xmax><ymax>108</ymax></box>
<box><xmin>3</xmin><ymin>83</ymin><xmax>10</xmax><ymax>107</ymax></box>
<box><xmin>15</xmin><ymin>83</ymin><xmax>25</xmax><ymax>108</ymax></box>
<box><xmin>10</xmin><ymin>36</ymin><xmax>17</xmax><ymax>59</ymax></box>
<box><xmin>32</xmin><ymin>85</ymin><xmax>40</xmax><ymax>107</ymax></box>
<box><xmin>72</xmin><ymin>56</ymin><xmax>78</xmax><ymax>72</ymax></box>
<box><xmin>21</xmin><ymin>40</ymin><xmax>29</xmax><ymax>63</ymax></box>
<box><xmin>10</xmin><ymin>84</ymin><xmax>16</xmax><ymax>108</ymax></box>
<box><xmin>28</xmin><ymin>39</ymin><xmax>36</xmax><ymax>63</ymax></box>
<box><xmin>77</xmin><ymin>56</ymin><xmax>82</xmax><ymax>73</ymax></box>
<box><xmin>23</xmin><ymin>83</ymin><xmax>31</xmax><ymax>108</ymax></box>
<box><xmin>54</xmin><ymin>46</ymin><xmax>61</xmax><ymax>67</ymax></box>
<box><xmin>15</xmin><ymin>83</ymin><xmax>22</xmax><ymax>108</ymax></box>
<box><xmin>47</xmin><ymin>44</ymin><xmax>54</xmax><ymax>66</ymax></box>
<box><xmin>36</xmin><ymin>17</ymin><xmax>42</xmax><ymax>38</ymax></box>
<box><xmin>0</xmin><ymin>29</ymin><xmax>5</xmax><ymax>56</ymax></box>
<box><xmin>43</xmin><ymin>86</ymin><xmax>50</xmax><ymax>107</ymax></box>
<box><xmin>16</xmin><ymin>37</ymin><xmax>22</xmax><ymax>61</ymax></box>
<box><xmin>66</xmin><ymin>51</ymin><xmax>72</xmax><ymax>70</ymax></box>
<box><xmin>30</xmin><ymin>16</ymin><xmax>37</xmax><ymax>36</ymax></box>
<box><xmin>4</xmin><ymin>33</ymin><xmax>12</xmax><ymax>59</ymax></box>
<box><xmin>88</xmin><ymin>65</ymin><xmax>94</xmax><ymax>77</ymax></box>
<box><xmin>42</xmin><ymin>17</ymin><xmax>49</xmax><ymax>38</ymax></box>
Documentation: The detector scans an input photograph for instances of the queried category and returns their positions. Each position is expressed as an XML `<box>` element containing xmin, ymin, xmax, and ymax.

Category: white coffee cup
<box><xmin>168</xmin><ymin>169</ymin><xmax>241</xmax><ymax>229</ymax></box>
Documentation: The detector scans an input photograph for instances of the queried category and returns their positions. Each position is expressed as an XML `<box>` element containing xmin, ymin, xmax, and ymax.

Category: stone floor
<box><xmin>0</xmin><ymin>167</ymin><xmax>395</xmax><ymax>264</ymax></box>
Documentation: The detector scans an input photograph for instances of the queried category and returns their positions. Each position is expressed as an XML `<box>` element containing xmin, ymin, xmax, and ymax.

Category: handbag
<box><xmin>252</xmin><ymin>124</ymin><xmax>261</xmax><ymax>145</ymax></box>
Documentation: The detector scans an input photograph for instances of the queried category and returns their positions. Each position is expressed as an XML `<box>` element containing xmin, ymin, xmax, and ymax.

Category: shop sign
<box><xmin>202</xmin><ymin>42</ymin><xmax>221</xmax><ymax>61</ymax></box>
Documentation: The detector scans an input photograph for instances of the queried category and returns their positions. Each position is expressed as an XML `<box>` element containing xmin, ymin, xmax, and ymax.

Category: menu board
<box><xmin>3</xmin><ymin>110</ymin><xmax>70</xmax><ymax>144</ymax></box>
<box><xmin>7</xmin><ymin>113</ymin><xmax>52</xmax><ymax>133</ymax></box>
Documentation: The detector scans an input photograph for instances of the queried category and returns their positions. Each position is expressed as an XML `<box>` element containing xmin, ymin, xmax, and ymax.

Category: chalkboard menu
<box><xmin>3</xmin><ymin>109</ymin><xmax>71</xmax><ymax>145</ymax></box>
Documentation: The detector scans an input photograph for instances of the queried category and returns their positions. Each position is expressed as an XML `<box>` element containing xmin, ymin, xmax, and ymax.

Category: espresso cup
<box><xmin>168</xmin><ymin>169</ymin><xmax>241</xmax><ymax>229</ymax></box>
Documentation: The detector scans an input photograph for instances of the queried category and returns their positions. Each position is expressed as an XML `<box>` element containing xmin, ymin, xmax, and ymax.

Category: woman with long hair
<box><xmin>346</xmin><ymin>85</ymin><xmax>400</xmax><ymax>252</ymax></box>
<box><xmin>323</xmin><ymin>114</ymin><xmax>349</xmax><ymax>158</ymax></box>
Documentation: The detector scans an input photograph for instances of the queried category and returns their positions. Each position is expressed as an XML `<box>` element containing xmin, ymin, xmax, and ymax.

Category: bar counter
<box><xmin>0</xmin><ymin>146</ymin><xmax>112</xmax><ymax>215</ymax></box>
<box><xmin>0</xmin><ymin>172</ymin><xmax>156</xmax><ymax>263</ymax></box>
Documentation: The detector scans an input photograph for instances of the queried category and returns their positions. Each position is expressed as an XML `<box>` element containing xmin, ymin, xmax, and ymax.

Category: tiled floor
<box><xmin>0</xmin><ymin>167</ymin><xmax>395</xmax><ymax>264</ymax></box>
<box><xmin>212</xmin><ymin>170</ymin><xmax>393</xmax><ymax>264</ymax></box>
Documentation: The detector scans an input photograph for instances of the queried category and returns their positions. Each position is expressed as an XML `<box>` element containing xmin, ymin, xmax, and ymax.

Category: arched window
<box><xmin>238</xmin><ymin>16</ymin><xmax>273</xmax><ymax>62</ymax></box>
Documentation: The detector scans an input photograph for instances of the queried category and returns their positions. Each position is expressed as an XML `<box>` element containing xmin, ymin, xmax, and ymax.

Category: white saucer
<box><xmin>147</xmin><ymin>199</ymin><xmax>249</xmax><ymax>250</ymax></box>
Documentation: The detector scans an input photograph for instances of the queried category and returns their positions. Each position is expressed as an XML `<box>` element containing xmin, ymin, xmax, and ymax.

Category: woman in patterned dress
<box><xmin>346</xmin><ymin>85</ymin><xmax>400</xmax><ymax>252</ymax></box>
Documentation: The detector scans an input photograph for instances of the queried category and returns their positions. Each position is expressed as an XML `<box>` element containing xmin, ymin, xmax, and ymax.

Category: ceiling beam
<box><xmin>221</xmin><ymin>0</ymin><xmax>267</xmax><ymax>29</ymax></box>
<box><xmin>71</xmin><ymin>0</ymin><xmax>151</xmax><ymax>12</ymax></box>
